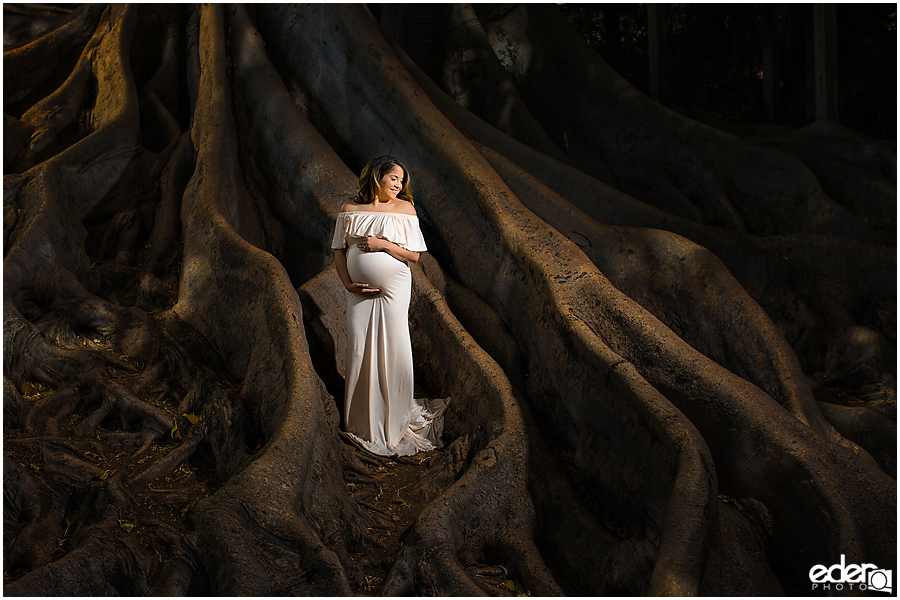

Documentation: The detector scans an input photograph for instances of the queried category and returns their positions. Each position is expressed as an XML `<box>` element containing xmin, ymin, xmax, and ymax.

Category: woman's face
<box><xmin>378</xmin><ymin>165</ymin><xmax>405</xmax><ymax>200</ymax></box>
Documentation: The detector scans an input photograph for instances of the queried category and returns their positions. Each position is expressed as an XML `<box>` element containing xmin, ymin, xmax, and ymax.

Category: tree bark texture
<box><xmin>4</xmin><ymin>4</ymin><xmax>895</xmax><ymax>596</ymax></box>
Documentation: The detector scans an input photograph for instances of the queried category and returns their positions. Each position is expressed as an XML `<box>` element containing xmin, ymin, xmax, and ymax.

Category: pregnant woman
<box><xmin>331</xmin><ymin>156</ymin><xmax>447</xmax><ymax>456</ymax></box>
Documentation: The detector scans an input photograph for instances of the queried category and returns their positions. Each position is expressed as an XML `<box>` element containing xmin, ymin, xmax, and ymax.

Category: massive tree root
<box><xmin>4</xmin><ymin>3</ymin><xmax>895</xmax><ymax>595</ymax></box>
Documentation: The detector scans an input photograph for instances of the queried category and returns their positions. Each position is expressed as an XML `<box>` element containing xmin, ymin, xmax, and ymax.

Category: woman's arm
<box><xmin>334</xmin><ymin>248</ymin><xmax>381</xmax><ymax>294</ymax></box>
<box><xmin>359</xmin><ymin>237</ymin><xmax>420</xmax><ymax>263</ymax></box>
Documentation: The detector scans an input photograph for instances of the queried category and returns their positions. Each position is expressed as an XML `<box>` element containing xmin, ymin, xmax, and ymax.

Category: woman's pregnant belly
<box><xmin>346</xmin><ymin>244</ymin><xmax>410</xmax><ymax>299</ymax></box>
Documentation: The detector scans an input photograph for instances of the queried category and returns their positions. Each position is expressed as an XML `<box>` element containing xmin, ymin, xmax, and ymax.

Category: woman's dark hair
<box><xmin>356</xmin><ymin>155</ymin><xmax>414</xmax><ymax>206</ymax></box>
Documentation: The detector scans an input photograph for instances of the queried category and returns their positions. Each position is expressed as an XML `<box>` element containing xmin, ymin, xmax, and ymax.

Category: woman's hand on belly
<box><xmin>356</xmin><ymin>236</ymin><xmax>390</xmax><ymax>253</ymax></box>
<box><xmin>356</xmin><ymin>236</ymin><xmax>420</xmax><ymax>263</ymax></box>
<box><xmin>335</xmin><ymin>248</ymin><xmax>381</xmax><ymax>295</ymax></box>
<box><xmin>346</xmin><ymin>281</ymin><xmax>381</xmax><ymax>295</ymax></box>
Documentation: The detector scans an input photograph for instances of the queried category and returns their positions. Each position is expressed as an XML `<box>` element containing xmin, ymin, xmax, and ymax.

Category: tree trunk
<box><xmin>4</xmin><ymin>4</ymin><xmax>895</xmax><ymax>596</ymax></box>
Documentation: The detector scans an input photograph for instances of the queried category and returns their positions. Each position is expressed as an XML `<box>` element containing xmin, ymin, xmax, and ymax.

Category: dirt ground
<box><xmin>342</xmin><ymin>440</ymin><xmax>532</xmax><ymax>596</ymax></box>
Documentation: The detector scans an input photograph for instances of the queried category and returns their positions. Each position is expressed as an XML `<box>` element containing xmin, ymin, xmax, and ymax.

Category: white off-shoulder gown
<box><xmin>331</xmin><ymin>210</ymin><xmax>447</xmax><ymax>456</ymax></box>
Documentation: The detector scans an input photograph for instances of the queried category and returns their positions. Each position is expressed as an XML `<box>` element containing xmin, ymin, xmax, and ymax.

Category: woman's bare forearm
<box><xmin>384</xmin><ymin>242</ymin><xmax>420</xmax><ymax>263</ymax></box>
<box><xmin>357</xmin><ymin>236</ymin><xmax>419</xmax><ymax>262</ymax></box>
<box><xmin>334</xmin><ymin>249</ymin><xmax>354</xmax><ymax>288</ymax></box>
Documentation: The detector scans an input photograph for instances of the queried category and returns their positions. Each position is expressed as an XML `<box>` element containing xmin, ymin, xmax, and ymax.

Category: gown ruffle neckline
<box><xmin>332</xmin><ymin>211</ymin><xmax>428</xmax><ymax>252</ymax></box>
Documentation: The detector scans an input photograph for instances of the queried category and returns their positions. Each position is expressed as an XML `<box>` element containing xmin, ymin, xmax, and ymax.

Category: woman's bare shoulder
<box><xmin>393</xmin><ymin>201</ymin><xmax>417</xmax><ymax>216</ymax></box>
<box><xmin>340</xmin><ymin>200</ymin><xmax>416</xmax><ymax>215</ymax></box>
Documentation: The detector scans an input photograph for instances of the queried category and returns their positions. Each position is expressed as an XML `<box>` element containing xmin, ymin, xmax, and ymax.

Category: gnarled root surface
<box><xmin>4</xmin><ymin>3</ymin><xmax>895</xmax><ymax>595</ymax></box>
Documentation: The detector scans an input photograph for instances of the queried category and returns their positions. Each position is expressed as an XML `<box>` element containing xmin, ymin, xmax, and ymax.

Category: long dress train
<box><xmin>332</xmin><ymin>210</ymin><xmax>448</xmax><ymax>456</ymax></box>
